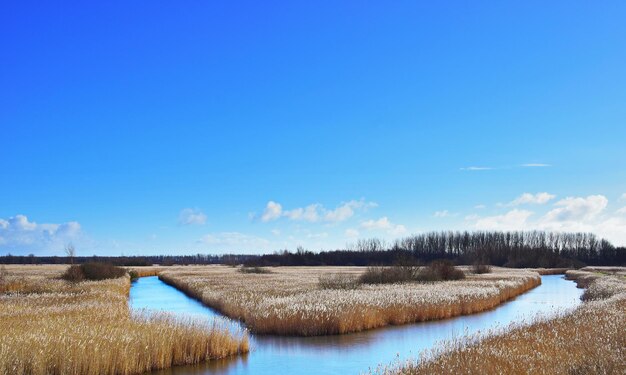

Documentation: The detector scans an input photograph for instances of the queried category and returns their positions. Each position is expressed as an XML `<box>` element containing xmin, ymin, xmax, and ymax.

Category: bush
<box><xmin>62</xmin><ymin>265</ymin><xmax>85</xmax><ymax>282</ymax></box>
<box><xmin>319</xmin><ymin>273</ymin><xmax>360</xmax><ymax>289</ymax></box>
<box><xmin>359</xmin><ymin>265</ymin><xmax>417</xmax><ymax>284</ymax></box>
<box><xmin>128</xmin><ymin>270</ymin><xmax>139</xmax><ymax>281</ymax></box>
<box><xmin>62</xmin><ymin>262</ymin><xmax>126</xmax><ymax>282</ymax></box>
<box><xmin>425</xmin><ymin>259</ymin><xmax>465</xmax><ymax>281</ymax></box>
<box><xmin>238</xmin><ymin>266</ymin><xmax>272</xmax><ymax>274</ymax></box>
<box><xmin>471</xmin><ymin>263</ymin><xmax>492</xmax><ymax>274</ymax></box>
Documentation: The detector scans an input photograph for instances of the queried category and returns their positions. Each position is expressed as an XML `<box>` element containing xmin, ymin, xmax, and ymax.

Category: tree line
<box><xmin>1</xmin><ymin>231</ymin><xmax>624</xmax><ymax>268</ymax></box>
<box><xmin>247</xmin><ymin>231</ymin><xmax>625</xmax><ymax>268</ymax></box>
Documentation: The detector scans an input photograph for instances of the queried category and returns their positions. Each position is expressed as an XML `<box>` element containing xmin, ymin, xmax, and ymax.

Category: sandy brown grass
<box><xmin>159</xmin><ymin>266</ymin><xmax>540</xmax><ymax>336</ymax></box>
<box><xmin>383</xmin><ymin>268</ymin><xmax>626</xmax><ymax>375</ymax></box>
<box><xmin>0</xmin><ymin>265</ymin><xmax>248</xmax><ymax>375</ymax></box>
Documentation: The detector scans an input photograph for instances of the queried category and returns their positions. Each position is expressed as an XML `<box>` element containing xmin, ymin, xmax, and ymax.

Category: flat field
<box><xmin>159</xmin><ymin>265</ymin><xmax>540</xmax><ymax>336</ymax></box>
<box><xmin>0</xmin><ymin>265</ymin><xmax>248</xmax><ymax>375</ymax></box>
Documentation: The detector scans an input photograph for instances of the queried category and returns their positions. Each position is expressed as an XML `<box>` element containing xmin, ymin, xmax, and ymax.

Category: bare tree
<box><xmin>65</xmin><ymin>243</ymin><xmax>76</xmax><ymax>264</ymax></box>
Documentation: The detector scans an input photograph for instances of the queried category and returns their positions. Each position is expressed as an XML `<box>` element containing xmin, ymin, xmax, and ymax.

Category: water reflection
<box><xmin>130</xmin><ymin>275</ymin><xmax>583</xmax><ymax>375</ymax></box>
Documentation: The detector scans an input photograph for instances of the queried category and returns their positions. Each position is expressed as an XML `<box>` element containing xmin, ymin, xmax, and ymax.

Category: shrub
<box><xmin>81</xmin><ymin>262</ymin><xmax>126</xmax><ymax>280</ymax></box>
<box><xmin>421</xmin><ymin>260</ymin><xmax>465</xmax><ymax>281</ymax></box>
<box><xmin>128</xmin><ymin>270</ymin><xmax>139</xmax><ymax>281</ymax></box>
<box><xmin>471</xmin><ymin>263</ymin><xmax>492</xmax><ymax>274</ymax></box>
<box><xmin>62</xmin><ymin>262</ymin><xmax>126</xmax><ymax>282</ymax></box>
<box><xmin>319</xmin><ymin>273</ymin><xmax>360</xmax><ymax>289</ymax></box>
<box><xmin>62</xmin><ymin>265</ymin><xmax>85</xmax><ymax>282</ymax></box>
<box><xmin>359</xmin><ymin>265</ymin><xmax>417</xmax><ymax>284</ymax></box>
<box><xmin>238</xmin><ymin>266</ymin><xmax>272</xmax><ymax>274</ymax></box>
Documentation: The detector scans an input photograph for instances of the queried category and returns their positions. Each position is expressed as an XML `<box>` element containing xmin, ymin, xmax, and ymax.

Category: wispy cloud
<box><xmin>460</xmin><ymin>166</ymin><xmax>494</xmax><ymax>171</ymax></box>
<box><xmin>199</xmin><ymin>232</ymin><xmax>270</xmax><ymax>251</ymax></box>
<box><xmin>461</xmin><ymin>163</ymin><xmax>551</xmax><ymax>171</ymax></box>
<box><xmin>434</xmin><ymin>210</ymin><xmax>458</xmax><ymax>218</ymax></box>
<box><xmin>345</xmin><ymin>228</ymin><xmax>360</xmax><ymax>238</ymax></box>
<box><xmin>178</xmin><ymin>208</ymin><xmax>207</xmax><ymax>225</ymax></box>
<box><xmin>507</xmin><ymin>192</ymin><xmax>556</xmax><ymax>206</ymax></box>
<box><xmin>258</xmin><ymin>199</ymin><xmax>377</xmax><ymax>223</ymax></box>
<box><xmin>360</xmin><ymin>217</ymin><xmax>407</xmax><ymax>235</ymax></box>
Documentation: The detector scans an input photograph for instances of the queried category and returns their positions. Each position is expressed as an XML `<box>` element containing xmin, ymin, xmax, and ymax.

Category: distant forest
<box><xmin>1</xmin><ymin>231</ymin><xmax>625</xmax><ymax>268</ymax></box>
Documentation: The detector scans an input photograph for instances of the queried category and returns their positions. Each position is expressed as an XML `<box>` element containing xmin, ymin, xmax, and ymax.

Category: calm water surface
<box><xmin>130</xmin><ymin>275</ymin><xmax>582</xmax><ymax>375</ymax></box>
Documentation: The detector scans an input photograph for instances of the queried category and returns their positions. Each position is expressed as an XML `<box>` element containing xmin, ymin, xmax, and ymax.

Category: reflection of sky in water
<box><xmin>130</xmin><ymin>275</ymin><xmax>583</xmax><ymax>375</ymax></box>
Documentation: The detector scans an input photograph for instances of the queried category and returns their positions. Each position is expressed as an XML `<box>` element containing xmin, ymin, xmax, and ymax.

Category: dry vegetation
<box><xmin>159</xmin><ymin>265</ymin><xmax>540</xmax><ymax>336</ymax></box>
<box><xmin>381</xmin><ymin>267</ymin><xmax>626</xmax><ymax>375</ymax></box>
<box><xmin>0</xmin><ymin>265</ymin><xmax>248</xmax><ymax>375</ymax></box>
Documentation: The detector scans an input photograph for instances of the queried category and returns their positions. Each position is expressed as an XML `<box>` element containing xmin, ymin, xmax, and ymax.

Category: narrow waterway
<box><xmin>130</xmin><ymin>275</ymin><xmax>583</xmax><ymax>375</ymax></box>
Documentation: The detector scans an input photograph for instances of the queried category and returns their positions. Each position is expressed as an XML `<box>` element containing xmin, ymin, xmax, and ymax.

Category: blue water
<box><xmin>130</xmin><ymin>275</ymin><xmax>583</xmax><ymax>375</ymax></box>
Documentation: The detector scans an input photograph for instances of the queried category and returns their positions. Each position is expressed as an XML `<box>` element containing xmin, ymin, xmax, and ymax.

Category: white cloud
<box><xmin>434</xmin><ymin>210</ymin><xmax>450</xmax><ymax>218</ymax></box>
<box><xmin>467</xmin><ymin>194</ymin><xmax>626</xmax><ymax>246</ymax></box>
<box><xmin>508</xmin><ymin>192</ymin><xmax>556</xmax><ymax>206</ymax></box>
<box><xmin>621</xmin><ymin>193</ymin><xmax>626</xmax><ymax>201</ymax></box>
<box><xmin>345</xmin><ymin>228</ymin><xmax>360</xmax><ymax>238</ymax></box>
<box><xmin>271</xmin><ymin>229</ymin><xmax>281</xmax><ymax>236</ymax></box>
<box><xmin>178</xmin><ymin>208</ymin><xmax>207</xmax><ymax>225</ymax></box>
<box><xmin>284</xmin><ymin>204</ymin><xmax>321</xmax><ymax>222</ymax></box>
<box><xmin>259</xmin><ymin>199</ymin><xmax>376</xmax><ymax>223</ymax></box>
<box><xmin>542</xmin><ymin>195</ymin><xmax>607</xmax><ymax>223</ymax></box>
<box><xmin>361</xmin><ymin>217</ymin><xmax>407</xmax><ymax>236</ymax></box>
<box><xmin>474</xmin><ymin>204</ymin><xmax>486</xmax><ymax>209</ymax></box>
<box><xmin>474</xmin><ymin>209</ymin><xmax>534</xmax><ymax>231</ymax></box>
<box><xmin>324</xmin><ymin>200</ymin><xmax>374</xmax><ymax>222</ymax></box>
<box><xmin>261</xmin><ymin>201</ymin><xmax>283</xmax><ymax>222</ymax></box>
<box><xmin>0</xmin><ymin>214</ymin><xmax>82</xmax><ymax>254</ymax></box>
<box><xmin>521</xmin><ymin>163</ymin><xmax>551</xmax><ymax>167</ymax></box>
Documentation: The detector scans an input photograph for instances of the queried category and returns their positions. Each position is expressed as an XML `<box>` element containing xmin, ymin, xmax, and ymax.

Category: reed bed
<box><xmin>128</xmin><ymin>266</ymin><xmax>166</xmax><ymax>278</ymax></box>
<box><xmin>0</xmin><ymin>265</ymin><xmax>248</xmax><ymax>375</ymax></box>
<box><xmin>159</xmin><ymin>266</ymin><xmax>540</xmax><ymax>336</ymax></box>
<box><xmin>381</xmin><ymin>268</ymin><xmax>626</xmax><ymax>375</ymax></box>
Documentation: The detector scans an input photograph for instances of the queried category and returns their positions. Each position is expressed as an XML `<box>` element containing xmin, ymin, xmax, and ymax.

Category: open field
<box><xmin>381</xmin><ymin>268</ymin><xmax>626</xmax><ymax>375</ymax></box>
<box><xmin>159</xmin><ymin>265</ymin><xmax>540</xmax><ymax>336</ymax></box>
<box><xmin>0</xmin><ymin>265</ymin><xmax>248</xmax><ymax>375</ymax></box>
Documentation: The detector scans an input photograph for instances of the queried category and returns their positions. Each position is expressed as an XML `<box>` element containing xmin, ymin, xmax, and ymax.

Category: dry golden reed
<box><xmin>380</xmin><ymin>268</ymin><xmax>626</xmax><ymax>375</ymax></box>
<box><xmin>0</xmin><ymin>265</ymin><xmax>248</xmax><ymax>375</ymax></box>
<box><xmin>159</xmin><ymin>266</ymin><xmax>540</xmax><ymax>336</ymax></box>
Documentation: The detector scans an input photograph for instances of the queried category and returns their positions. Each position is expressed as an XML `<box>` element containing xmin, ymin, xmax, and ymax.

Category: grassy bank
<box><xmin>381</xmin><ymin>267</ymin><xmax>626</xmax><ymax>375</ymax></box>
<box><xmin>159</xmin><ymin>265</ymin><xmax>540</xmax><ymax>336</ymax></box>
<box><xmin>0</xmin><ymin>265</ymin><xmax>248</xmax><ymax>375</ymax></box>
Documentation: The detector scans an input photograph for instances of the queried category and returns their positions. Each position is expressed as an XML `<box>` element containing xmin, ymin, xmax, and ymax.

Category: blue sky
<box><xmin>1</xmin><ymin>1</ymin><xmax>626</xmax><ymax>255</ymax></box>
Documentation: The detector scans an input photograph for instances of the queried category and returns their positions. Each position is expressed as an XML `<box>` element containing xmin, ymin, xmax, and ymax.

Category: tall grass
<box><xmin>0</xmin><ymin>265</ymin><xmax>248</xmax><ymax>375</ymax></box>
<box><xmin>159</xmin><ymin>265</ymin><xmax>540</xmax><ymax>336</ymax></box>
<box><xmin>381</xmin><ymin>268</ymin><xmax>626</xmax><ymax>375</ymax></box>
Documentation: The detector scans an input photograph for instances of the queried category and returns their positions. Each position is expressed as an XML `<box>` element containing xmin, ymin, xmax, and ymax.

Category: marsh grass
<box><xmin>382</xmin><ymin>268</ymin><xmax>626</xmax><ymax>375</ymax></box>
<box><xmin>0</xmin><ymin>265</ymin><xmax>248</xmax><ymax>375</ymax></box>
<box><xmin>159</xmin><ymin>265</ymin><xmax>539</xmax><ymax>336</ymax></box>
<box><xmin>318</xmin><ymin>273</ymin><xmax>360</xmax><ymax>289</ymax></box>
<box><xmin>359</xmin><ymin>261</ymin><xmax>465</xmax><ymax>285</ymax></box>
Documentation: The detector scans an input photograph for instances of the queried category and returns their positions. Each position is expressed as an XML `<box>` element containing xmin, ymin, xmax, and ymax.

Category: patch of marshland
<box><xmin>0</xmin><ymin>265</ymin><xmax>248</xmax><ymax>375</ymax></box>
<box><xmin>379</xmin><ymin>267</ymin><xmax>626</xmax><ymax>375</ymax></box>
<box><xmin>158</xmin><ymin>265</ymin><xmax>540</xmax><ymax>336</ymax></box>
